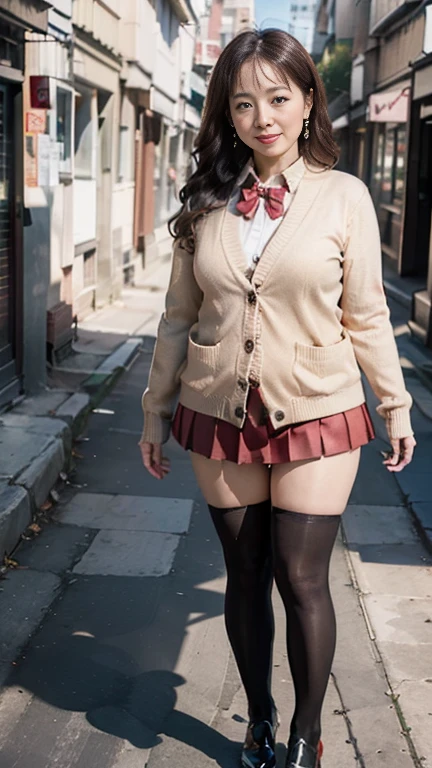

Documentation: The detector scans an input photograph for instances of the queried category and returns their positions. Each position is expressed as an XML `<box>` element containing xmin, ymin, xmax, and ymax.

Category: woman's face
<box><xmin>228</xmin><ymin>59</ymin><xmax>312</xmax><ymax>167</ymax></box>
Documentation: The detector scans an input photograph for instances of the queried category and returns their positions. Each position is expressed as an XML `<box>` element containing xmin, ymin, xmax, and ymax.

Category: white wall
<box><xmin>120</xmin><ymin>0</ymin><xmax>157</xmax><ymax>77</ymax></box>
<box><xmin>74</xmin><ymin>180</ymin><xmax>97</xmax><ymax>244</ymax></box>
<box><xmin>48</xmin><ymin>0</ymin><xmax>72</xmax><ymax>38</ymax></box>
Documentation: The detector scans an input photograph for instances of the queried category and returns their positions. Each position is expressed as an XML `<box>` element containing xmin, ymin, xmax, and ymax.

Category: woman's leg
<box><xmin>190</xmin><ymin>453</ymin><xmax>274</xmax><ymax>722</ymax></box>
<box><xmin>270</xmin><ymin>449</ymin><xmax>361</xmax><ymax>747</ymax></box>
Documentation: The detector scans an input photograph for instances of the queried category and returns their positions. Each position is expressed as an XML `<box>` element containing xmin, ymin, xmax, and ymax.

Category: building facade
<box><xmin>0</xmin><ymin>0</ymin><xmax>51</xmax><ymax>407</ymax></box>
<box><xmin>312</xmin><ymin>0</ymin><xmax>432</xmax><ymax>349</ymax></box>
<box><xmin>0</xmin><ymin>0</ymin><xmax>207</xmax><ymax>409</ymax></box>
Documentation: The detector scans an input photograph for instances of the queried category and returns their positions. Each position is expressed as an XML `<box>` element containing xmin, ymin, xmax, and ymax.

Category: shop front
<box><xmin>368</xmin><ymin>83</ymin><xmax>411</xmax><ymax>265</ymax></box>
<box><xmin>403</xmin><ymin>53</ymin><xmax>432</xmax><ymax>346</ymax></box>
<box><xmin>0</xmin><ymin>75</ymin><xmax>21</xmax><ymax>407</ymax></box>
<box><xmin>0</xmin><ymin>2</ymin><xmax>49</xmax><ymax>407</ymax></box>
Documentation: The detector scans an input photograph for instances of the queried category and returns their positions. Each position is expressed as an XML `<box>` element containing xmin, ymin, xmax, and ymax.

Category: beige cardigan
<box><xmin>142</xmin><ymin>162</ymin><xmax>413</xmax><ymax>445</ymax></box>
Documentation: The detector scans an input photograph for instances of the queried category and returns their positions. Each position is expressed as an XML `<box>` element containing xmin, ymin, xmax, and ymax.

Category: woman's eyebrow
<box><xmin>232</xmin><ymin>85</ymin><xmax>289</xmax><ymax>98</ymax></box>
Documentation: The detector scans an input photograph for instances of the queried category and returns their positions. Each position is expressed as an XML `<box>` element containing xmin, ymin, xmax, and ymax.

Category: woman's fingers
<box><xmin>139</xmin><ymin>441</ymin><xmax>171</xmax><ymax>479</ymax></box>
<box><xmin>383</xmin><ymin>435</ymin><xmax>416</xmax><ymax>473</ymax></box>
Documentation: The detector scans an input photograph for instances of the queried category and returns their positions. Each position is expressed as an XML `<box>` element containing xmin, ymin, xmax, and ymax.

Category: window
<box><xmin>56</xmin><ymin>86</ymin><xmax>73</xmax><ymax>176</ymax></box>
<box><xmin>373</xmin><ymin>124</ymin><xmax>407</xmax><ymax>206</ymax></box>
<box><xmin>83</xmin><ymin>249</ymin><xmax>96</xmax><ymax>288</ymax></box>
<box><xmin>75</xmin><ymin>88</ymin><xmax>96</xmax><ymax>179</ymax></box>
<box><xmin>156</xmin><ymin>0</ymin><xmax>178</xmax><ymax>46</ymax></box>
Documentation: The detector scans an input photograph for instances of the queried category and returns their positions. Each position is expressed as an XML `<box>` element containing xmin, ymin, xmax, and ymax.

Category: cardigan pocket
<box><xmin>293</xmin><ymin>331</ymin><xmax>360</xmax><ymax>397</ymax></box>
<box><xmin>180</xmin><ymin>332</ymin><xmax>221</xmax><ymax>392</ymax></box>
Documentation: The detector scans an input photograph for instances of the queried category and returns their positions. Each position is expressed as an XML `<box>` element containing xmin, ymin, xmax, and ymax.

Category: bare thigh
<box><xmin>190</xmin><ymin>452</ymin><xmax>271</xmax><ymax>507</ymax></box>
<box><xmin>271</xmin><ymin>448</ymin><xmax>361</xmax><ymax>516</ymax></box>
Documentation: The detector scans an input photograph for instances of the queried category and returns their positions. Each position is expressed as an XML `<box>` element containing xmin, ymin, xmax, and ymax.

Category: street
<box><xmin>0</xmin><ymin>296</ymin><xmax>431</xmax><ymax>767</ymax></box>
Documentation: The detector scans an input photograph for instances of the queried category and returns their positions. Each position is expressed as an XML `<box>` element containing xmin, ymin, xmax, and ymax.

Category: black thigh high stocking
<box><xmin>208</xmin><ymin>501</ymin><xmax>275</xmax><ymax>723</ymax></box>
<box><xmin>271</xmin><ymin>507</ymin><xmax>341</xmax><ymax>747</ymax></box>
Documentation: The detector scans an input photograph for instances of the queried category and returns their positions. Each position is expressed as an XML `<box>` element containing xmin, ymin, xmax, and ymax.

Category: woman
<box><xmin>139</xmin><ymin>29</ymin><xmax>416</xmax><ymax>768</ymax></box>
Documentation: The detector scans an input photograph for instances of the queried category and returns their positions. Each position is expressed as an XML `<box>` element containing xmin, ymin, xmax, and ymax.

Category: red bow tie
<box><xmin>236</xmin><ymin>181</ymin><xmax>289</xmax><ymax>220</ymax></box>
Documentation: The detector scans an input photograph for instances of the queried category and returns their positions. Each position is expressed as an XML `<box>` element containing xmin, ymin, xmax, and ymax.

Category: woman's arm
<box><xmin>141</xmin><ymin>240</ymin><xmax>203</xmax><ymax>445</ymax></box>
<box><xmin>341</xmin><ymin>186</ymin><xmax>413</xmax><ymax>442</ymax></box>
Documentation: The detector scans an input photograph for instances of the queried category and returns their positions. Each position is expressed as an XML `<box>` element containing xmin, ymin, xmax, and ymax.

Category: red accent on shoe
<box><xmin>316</xmin><ymin>741</ymin><xmax>324</xmax><ymax>767</ymax></box>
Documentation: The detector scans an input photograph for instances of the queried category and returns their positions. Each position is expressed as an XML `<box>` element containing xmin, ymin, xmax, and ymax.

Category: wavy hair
<box><xmin>170</xmin><ymin>29</ymin><xmax>339</xmax><ymax>251</ymax></box>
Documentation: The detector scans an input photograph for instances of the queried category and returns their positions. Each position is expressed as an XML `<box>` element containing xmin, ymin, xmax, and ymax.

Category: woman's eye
<box><xmin>273</xmin><ymin>96</ymin><xmax>288</xmax><ymax>104</ymax></box>
<box><xmin>236</xmin><ymin>102</ymin><xmax>252</xmax><ymax>110</ymax></box>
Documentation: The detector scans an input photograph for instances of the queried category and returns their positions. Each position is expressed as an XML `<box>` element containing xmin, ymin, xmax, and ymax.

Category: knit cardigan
<box><xmin>142</xmin><ymin>162</ymin><xmax>413</xmax><ymax>445</ymax></box>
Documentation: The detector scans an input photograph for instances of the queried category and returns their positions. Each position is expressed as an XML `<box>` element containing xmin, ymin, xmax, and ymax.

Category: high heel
<box><xmin>241</xmin><ymin>714</ymin><xmax>279</xmax><ymax>768</ymax></box>
<box><xmin>285</xmin><ymin>736</ymin><xmax>323</xmax><ymax>768</ymax></box>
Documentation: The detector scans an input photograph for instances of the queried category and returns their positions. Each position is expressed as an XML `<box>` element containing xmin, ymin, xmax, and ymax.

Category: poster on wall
<box><xmin>24</xmin><ymin>133</ymin><xmax>38</xmax><ymax>187</ymax></box>
<box><xmin>49</xmin><ymin>140</ymin><xmax>60</xmax><ymax>187</ymax></box>
<box><xmin>26</xmin><ymin>110</ymin><xmax>46</xmax><ymax>134</ymax></box>
<box><xmin>37</xmin><ymin>134</ymin><xmax>50</xmax><ymax>187</ymax></box>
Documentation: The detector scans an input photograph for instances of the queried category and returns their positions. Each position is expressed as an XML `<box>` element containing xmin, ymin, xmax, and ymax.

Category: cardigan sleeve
<box><xmin>141</xmin><ymin>240</ymin><xmax>203</xmax><ymax>444</ymax></box>
<box><xmin>341</xmin><ymin>187</ymin><xmax>413</xmax><ymax>440</ymax></box>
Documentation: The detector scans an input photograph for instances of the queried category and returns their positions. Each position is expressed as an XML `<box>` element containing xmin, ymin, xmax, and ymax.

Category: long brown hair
<box><xmin>170</xmin><ymin>29</ymin><xmax>339</xmax><ymax>251</ymax></box>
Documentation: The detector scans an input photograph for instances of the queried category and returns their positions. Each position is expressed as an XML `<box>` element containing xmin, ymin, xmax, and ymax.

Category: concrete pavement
<box><xmin>0</xmin><ymin>252</ymin><xmax>172</xmax><ymax>561</ymax></box>
<box><xmin>0</xmin><ymin>256</ymin><xmax>431</xmax><ymax>767</ymax></box>
<box><xmin>0</xmin><ymin>349</ymin><xmax>425</xmax><ymax>768</ymax></box>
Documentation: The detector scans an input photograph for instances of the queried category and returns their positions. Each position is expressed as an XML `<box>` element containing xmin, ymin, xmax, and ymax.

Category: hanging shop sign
<box><xmin>368</xmin><ymin>86</ymin><xmax>410</xmax><ymax>123</ymax></box>
<box><xmin>30</xmin><ymin>76</ymin><xmax>51</xmax><ymax>109</ymax></box>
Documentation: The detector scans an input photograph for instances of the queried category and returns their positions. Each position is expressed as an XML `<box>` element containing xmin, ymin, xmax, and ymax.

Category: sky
<box><xmin>255</xmin><ymin>0</ymin><xmax>292</xmax><ymax>32</ymax></box>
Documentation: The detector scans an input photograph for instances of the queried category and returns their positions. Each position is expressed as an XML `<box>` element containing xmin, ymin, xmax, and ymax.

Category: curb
<box><xmin>383</xmin><ymin>279</ymin><xmax>412</xmax><ymax>310</ymax></box>
<box><xmin>0</xmin><ymin>339</ymin><xmax>142</xmax><ymax>559</ymax></box>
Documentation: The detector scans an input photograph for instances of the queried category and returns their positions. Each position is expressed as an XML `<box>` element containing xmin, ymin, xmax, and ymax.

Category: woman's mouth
<box><xmin>255</xmin><ymin>134</ymin><xmax>281</xmax><ymax>144</ymax></box>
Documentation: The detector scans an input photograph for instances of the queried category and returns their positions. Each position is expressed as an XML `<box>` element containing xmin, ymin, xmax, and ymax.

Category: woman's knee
<box><xmin>209</xmin><ymin>500</ymin><xmax>273</xmax><ymax>579</ymax></box>
<box><xmin>274</xmin><ymin>561</ymin><xmax>329</xmax><ymax>604</ymax></box>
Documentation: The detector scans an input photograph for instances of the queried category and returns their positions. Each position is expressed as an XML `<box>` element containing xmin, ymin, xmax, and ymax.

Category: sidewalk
<box><xmin>0</xmin><ymin>254</ymin><xmax>431</xmax><ymax>766</ymax></box>
<box><xmin>0</xmin><ymin>250</ymin><xmax>173</xmax><ymax>563</ymax></box>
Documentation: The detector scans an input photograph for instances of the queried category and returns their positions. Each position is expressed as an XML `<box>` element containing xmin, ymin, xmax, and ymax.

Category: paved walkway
<box><xmin>0</xmin><ymin>257</ymin><xmax>431</xmax><ymax>767</ymax></box>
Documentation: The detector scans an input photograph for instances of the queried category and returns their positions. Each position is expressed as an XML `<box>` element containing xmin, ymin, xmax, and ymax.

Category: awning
<box><xmin>368</xmin><ymin>86</ymin><xmax>410</xmax><ymax>123</ymax></box>
<box><xmin>332</xmin><ymin>114</ymin><xmax>349</xmax><ymax>130</ymax></box>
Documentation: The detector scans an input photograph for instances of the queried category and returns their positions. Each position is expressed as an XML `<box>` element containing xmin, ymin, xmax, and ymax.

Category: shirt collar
<box><xmin>236</xmin><ymin>154</ymin><xmax>306</xmax><ymax>193</ymax></box>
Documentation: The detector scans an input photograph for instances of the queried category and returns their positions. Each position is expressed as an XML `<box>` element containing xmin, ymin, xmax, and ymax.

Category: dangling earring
<box><xmin>303</xmin><ymin>118</ymin><xmax>310</xmax><ymax>140</ymax></box>
<box><xmin>229</xmin><ymin>120</ymin><xmax>238</xmax><ymax>148</ymax></box>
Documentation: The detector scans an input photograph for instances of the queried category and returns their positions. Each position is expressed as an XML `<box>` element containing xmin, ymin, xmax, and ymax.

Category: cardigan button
<box><xmin>275</xmin><ymin>410</ymin><xmax>285</xmax><ymax>422</ymax></box>
<box><xmin>237</xmin><ymin>378</ymin><xmax>248</xmax><ymax>392</ymax></box>
<box><xmin>244</xmin><ymin>339</ymin><xmax>254</xmax><ymax>353</ymax></box>
<box><xmin>235</xmin><ymin>406</ymin><xmax>245</xmax><ymax>419</ymax></box>
<box><xmin>247</xmin><ymin>291</ymin><xmax>257</xmax><ymax>305</ymax></box>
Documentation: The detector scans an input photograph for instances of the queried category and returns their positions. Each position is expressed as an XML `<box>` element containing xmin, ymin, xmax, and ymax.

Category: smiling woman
<box><xmin>140</xmin><ymin>27</ymin><xmax>415</xmax><ymax>768</ymax></box>
<box><xmin>229</xmin><ymin>69</ymin><xmax>313</xmax><ymax>181</ymax></box>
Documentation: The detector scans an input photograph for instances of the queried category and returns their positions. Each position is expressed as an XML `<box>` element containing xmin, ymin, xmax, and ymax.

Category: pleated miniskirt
<box><xmin>171</xmin><ymin>387</ymin><xmax>375</xmax><ymax>465</ymax></box>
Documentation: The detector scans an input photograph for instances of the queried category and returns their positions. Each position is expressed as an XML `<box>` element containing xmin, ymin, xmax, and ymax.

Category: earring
<box><xmin>303</xmin><ymin>118</ymin><xmax>310</xmax><ymax>140</ymax></box>
<box><xmin>233</xmin><ymin>130</ymin><xmax>238</xmax><ymax>148</ymax></box>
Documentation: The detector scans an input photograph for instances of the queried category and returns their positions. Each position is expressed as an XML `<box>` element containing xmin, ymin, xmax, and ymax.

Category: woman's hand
<box><xmin>382</xmin><ymin>435</ymin><xmax>416</xmax><ymax>473</ymax></box>
<box><xmin>139</xmin><ymin>441</ymin><xmax>171</xmax><ymax>480</ymax></box>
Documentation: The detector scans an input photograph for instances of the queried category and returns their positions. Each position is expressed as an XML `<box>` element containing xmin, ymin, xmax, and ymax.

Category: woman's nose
<box><xmin>254</xmin><ymin>106</ymin><xmax>274</xmax><ymax>129</ymax></box>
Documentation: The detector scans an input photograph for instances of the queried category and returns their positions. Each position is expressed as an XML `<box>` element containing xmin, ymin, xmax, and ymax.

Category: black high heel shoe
<box><xmin>285</xmin><ymin>736</ymin><xmax>323</xmax><ymax>768</ymax></box>
<box><xmin>241</xmin><ymin>712</ymin><xmax>279</xmax><ymax>768</ymax></box>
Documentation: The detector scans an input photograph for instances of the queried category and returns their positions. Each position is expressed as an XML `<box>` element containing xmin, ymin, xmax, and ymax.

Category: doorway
<box><xmin>0</xmin><ymin>81</ymin><xmax>20</xmax><ymax>407</ymax></box>
<box><xmin>416</xmin><ymin>118</ymin><xmax>432</xmax><ymax>278</ymax></box>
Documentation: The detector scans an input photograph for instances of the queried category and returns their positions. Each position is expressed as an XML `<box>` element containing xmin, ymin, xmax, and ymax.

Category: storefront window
<box><xmin>372</xmin><ymin>123</ymin><xmax>407</xmax><ymax>207</ymax></box>
<box><xmin>381</xmin><ymin>129</ymin><xmax>394</xmax><ymax>205</ymax></box>
<box><xmin>75</xmin><ymin>88</ymin><xmax>96</xmax><ymax>180</ymax></box>
<box><xmin>56</xmin><ymin>86</ymin><xmax>72</xmax><ymax>176</ymax></box>
<box><xmin>394</xmin><ymin>126</ymin><xmax>406</xmax><ymax>201</ymax></box>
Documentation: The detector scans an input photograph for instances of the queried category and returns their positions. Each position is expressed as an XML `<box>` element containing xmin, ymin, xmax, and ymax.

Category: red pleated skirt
<box><xmin>171</xmin><ymin>388</ymin><xmax>375</xmax><ymax>465</ymax></box>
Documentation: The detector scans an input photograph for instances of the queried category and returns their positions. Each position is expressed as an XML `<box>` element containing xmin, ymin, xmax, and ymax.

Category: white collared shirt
<box><xmin>229</xmin><ymin>155</ymin><xmax>306</xmax><ymax>270</ymax></box>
